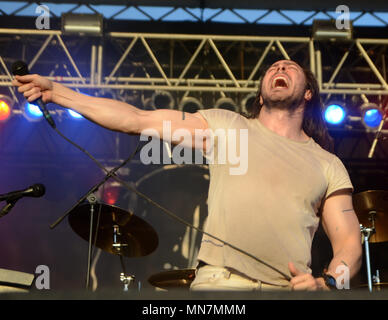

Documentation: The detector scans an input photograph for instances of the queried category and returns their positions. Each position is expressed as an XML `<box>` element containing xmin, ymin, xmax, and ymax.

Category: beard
<box><xmin>262</xmin><ymin>90</ymin><xmax>305</xmax><ymax>113</ymax></box>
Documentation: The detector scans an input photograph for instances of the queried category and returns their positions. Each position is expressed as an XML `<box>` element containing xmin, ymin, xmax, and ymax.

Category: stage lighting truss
<box><xmin>1</xmin><ymin>29</ymin><xmax>388</xmax><ymax>98</ymax></box>
<box><xmin>1</xmin><ymin>28</ymin><xmax>388</xmax><ymax>140</ymax></box>
<box><xmin>0</xmin><ymin>94</ymin><xmax>13</xmax><ymax>122</ymax></box>
<box><xmin>2</xmin><ymin>1</ymin><xmax>388</xmax><ymax>27</ymax></box>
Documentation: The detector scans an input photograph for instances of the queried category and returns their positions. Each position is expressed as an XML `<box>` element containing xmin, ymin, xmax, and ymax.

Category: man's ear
<box><xmin>259</xmin><ymin>95</ymin><xmax>263</xmax><ymax>105</ymax></box>
<box><xmin>304</xmin><ymin>89</ymin><xmax>312</xmax><ymax>101</ymax></box>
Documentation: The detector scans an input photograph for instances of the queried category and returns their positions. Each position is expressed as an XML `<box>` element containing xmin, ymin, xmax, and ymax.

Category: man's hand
<box><xmin>288</xmin><ymin>262</ymin><xmax>328</xmax><ymax>291</ymax></box>
<box><xmin>12</xmin><ymin>74</ymin><xmax>53</xmax><ymax>103</ymax></box>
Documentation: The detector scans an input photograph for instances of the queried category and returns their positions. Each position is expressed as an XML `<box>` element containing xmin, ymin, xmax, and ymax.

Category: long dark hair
<box><xmin>246</xmin><ymin>66</ymin><xmax>333</xmax><ymax>152</ymax></box>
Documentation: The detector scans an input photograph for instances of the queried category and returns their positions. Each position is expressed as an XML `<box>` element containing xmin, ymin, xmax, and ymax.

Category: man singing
<box><xmin>13</xmin><ymin>59</ymin><xmax>362</xmax><ymax>291</ymax></box>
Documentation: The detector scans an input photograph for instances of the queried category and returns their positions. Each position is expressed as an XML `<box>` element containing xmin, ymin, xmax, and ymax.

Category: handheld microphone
<box><xmin>0</xmin><ymin>184</ymin><xmax>46</xmax><ymax>202</ymax></box>
<box><xmin>11</xmin><ymin>61</ymin><xmax>56</xmax><ymax>129</ymax></box>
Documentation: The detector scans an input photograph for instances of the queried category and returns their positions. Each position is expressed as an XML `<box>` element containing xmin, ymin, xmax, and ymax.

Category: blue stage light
<box><xmin>364</xmin><ymin>109</ymin><xmax>382</xmax><ymax>128</ymax></box>
<box><xmin>324</xmin><ymin>104</ymin><xmax>346</xmax><ymax>125</ymax></box>
<box><xmin>361</xmin><ymin>103</ymin><xmax>383</xmax><ymax>129</ymax></box>
<box><xmin>24</xmin><ymin>102</ymin><xmax>43</xmax><ymax>120</ymax></box>
<box><xmin>68</xmin><ymin>109</ymin><xmax>83</xmax><ymax>119</ymax></box>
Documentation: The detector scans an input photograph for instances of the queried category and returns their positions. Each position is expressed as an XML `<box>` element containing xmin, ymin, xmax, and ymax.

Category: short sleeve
<box><xmin>197</xmin><ymin>109</ymin><xmax>240</xmax><ymax>161</ymax></box>
<box><xmin>198</xmin><ymin>108</ymin><xmax>238</xmax><ymax>131</ymax></box>
<box><xmin>325</xmin><ymin>156</ymin><xmax>353</xmax><ymax>198</ymax></box>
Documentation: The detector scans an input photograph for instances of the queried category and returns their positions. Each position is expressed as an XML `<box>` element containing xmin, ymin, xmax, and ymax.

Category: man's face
<box><xmin>260</xmin><ymin>60</ymin><xmax>310</xmax><ymax>111</ymax></box>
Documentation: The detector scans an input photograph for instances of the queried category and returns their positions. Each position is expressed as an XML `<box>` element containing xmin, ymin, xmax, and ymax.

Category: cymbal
<box><xmin>68</xmin><ymin>203</ymin><xmax>158</xmax><ymax>257</ymax></box>
<box><xmin>353</xmin><ymin>190</ymin><xmax>388</xmax><ymax>243</ymax></box>
<box><xmin>148</xmin><ymin>269</ymin><xmax>195</xmax><ymax>289</ymax></box>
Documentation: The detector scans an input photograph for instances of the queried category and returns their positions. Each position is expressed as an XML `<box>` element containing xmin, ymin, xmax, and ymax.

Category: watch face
<box><xmin>325</xmin><ymin>275</ymin><xmax>337</xmax><ymax>289</ymax></box>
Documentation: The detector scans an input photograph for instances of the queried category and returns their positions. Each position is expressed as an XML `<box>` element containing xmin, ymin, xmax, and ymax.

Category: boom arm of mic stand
<box><xmin>49</xmin><ymin>170</ymin><xmax>115</xmax><ymax>229</ymax></box>
<box><xmin>49</xmin><ymin>142</ymin><xmax>142</xmax><ymax>229</ymax></box>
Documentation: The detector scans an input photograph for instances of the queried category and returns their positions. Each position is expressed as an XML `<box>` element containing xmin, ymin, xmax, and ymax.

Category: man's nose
<box><xmin>276</xmin><ymin>65</ymin><xmax>286</xmax><ymax>71</ymax></box>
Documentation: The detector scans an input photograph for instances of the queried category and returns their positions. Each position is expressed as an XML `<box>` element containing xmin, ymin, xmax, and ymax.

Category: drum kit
<box><xmin>62</xmin><ymin>186</ymin><xmax>388</xmax><ymax>292</ymax></box>
<box><xmin>67</xmin><ymin>199</ymin><xmax>196</xmax><ymax>291</ymax></box>
<box><xmin>66</xmin><ymin>164</ymin><xmax>208</xmax><ymax>292</ymax></box>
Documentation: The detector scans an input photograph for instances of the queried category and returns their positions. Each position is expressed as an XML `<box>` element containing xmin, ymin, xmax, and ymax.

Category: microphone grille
<box><xmin>12</xmin><ymin>61</ymin><xmax>29</xmax><ymax>76</ymax></box>
<box><xmin>31</xmin><ymin>184</ymin><xmax>46</xmax><ymax>197</ymax></box>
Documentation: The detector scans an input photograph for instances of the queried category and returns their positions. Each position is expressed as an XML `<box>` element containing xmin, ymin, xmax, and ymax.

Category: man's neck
<box><xmin>257</xmin><ymin>105</ymin><xmax>309</xmax><ymax>142</ymax></box>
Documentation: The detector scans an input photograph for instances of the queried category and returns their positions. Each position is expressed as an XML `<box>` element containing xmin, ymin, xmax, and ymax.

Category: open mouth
<box><xmin>272</xmin><ymin>76</ymin><xmax>289</xmax><ymax>89</ymax></box>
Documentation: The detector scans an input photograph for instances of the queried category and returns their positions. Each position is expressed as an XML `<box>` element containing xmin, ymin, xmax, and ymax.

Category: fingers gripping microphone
<box><xmin>12</xmin><ymin>61</ymin><xmax>56</xmax><ymax>128</ymax></box>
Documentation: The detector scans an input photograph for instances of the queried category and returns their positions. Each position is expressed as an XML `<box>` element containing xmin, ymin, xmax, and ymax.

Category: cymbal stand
<box><xmin>113</xmin><ymin>225</ymin><xmax>135</xmax><ymax>291</ymax></box>
<box><xmin>85</xmin><ymin>193</ymin><xmax>97</xmax><ymax>290</ymax></box>
<box><xmin>112</xmin><ymin>224</ymin><xmax>128</xmax><ymax>254</ymax></box>
<box><xmin>119</xmin><ymin>255</ymin><xmax>135</xmax><ymax>292</ymax></box>
<box><xmin>360</xmin><ymin>223</ymin><xmax>375</xmax><ymax>292</ymax></box>
<box><xmin>373</xmin><ymin>270</ymin><xmax>381</xmax><ymax>290</ymax></box>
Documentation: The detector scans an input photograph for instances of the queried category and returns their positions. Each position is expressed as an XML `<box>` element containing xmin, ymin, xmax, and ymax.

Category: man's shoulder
<box><xmin>199</xmin><ymin>108</ymin><xmax>244</xmax><ymax>118</ymax></box>
<box><xmin>198</xmin><ymin>108</ymin><xmax>249</xmax><ymax>127</ymax></box>
<box><xmin>309</xmin><ymin>140</ymin><xmax>344</xmax><ymax>168</ymax></box>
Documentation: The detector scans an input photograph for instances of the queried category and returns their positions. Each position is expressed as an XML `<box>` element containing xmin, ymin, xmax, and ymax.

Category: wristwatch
<box><xmin>323</xmin><ymin>273</ymin><xmax>338</xmax><ymax>290</ymax></box>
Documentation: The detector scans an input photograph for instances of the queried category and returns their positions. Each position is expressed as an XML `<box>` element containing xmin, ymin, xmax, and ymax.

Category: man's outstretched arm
<box><xmin>12</xmin><ymin>74</ymin><xmax>209</xmax><ymax>145</ymax></box>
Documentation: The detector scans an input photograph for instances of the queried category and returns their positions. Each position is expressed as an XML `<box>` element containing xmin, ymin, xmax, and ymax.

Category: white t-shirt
<box><xmin>196</xmin><ymin>109</ymin><xmax>353</xmax><ymax>287</ymax></box>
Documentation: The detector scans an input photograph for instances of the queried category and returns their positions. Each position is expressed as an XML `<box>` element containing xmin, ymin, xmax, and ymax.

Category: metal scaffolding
<box><xmin>1</xmin><ymin>28</ymin><xmax>388</xmax><ymax>96</ymax></box>
<box><xmin>0</xmin><ymin>28</ymin><xmax>387</xmax><ymax>161</ymax></box>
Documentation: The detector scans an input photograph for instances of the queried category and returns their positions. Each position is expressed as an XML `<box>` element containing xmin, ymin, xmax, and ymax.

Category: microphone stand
<box><xmin>85</xmin><ymin>193</ymin><xmax>97</xmax><ymax>290</ymax></box>
<box><xmin>49</xmin><ymin>141</ymin><xmax>143</xmax><ymax>290</ymax></box>
<box><xmin>49</xmin><ymin>167</ymin><xmax>117</xmax><ymax>230</ymax></box>
<box><xmin>49</xmin><ymin>141</ymin><xmax>143</xmax><ymax>230</ymax></box>
<box><xmin>0</xmin><ymin>198</ymin><xmax>19</xmax><ymax>219</ymax></box>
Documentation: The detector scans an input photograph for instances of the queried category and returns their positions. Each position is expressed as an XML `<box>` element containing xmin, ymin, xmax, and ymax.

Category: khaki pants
<box><xmin>190</xmin><ymin>265</ymin><xmax>291</xmax><ymax>292</ymax></box>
